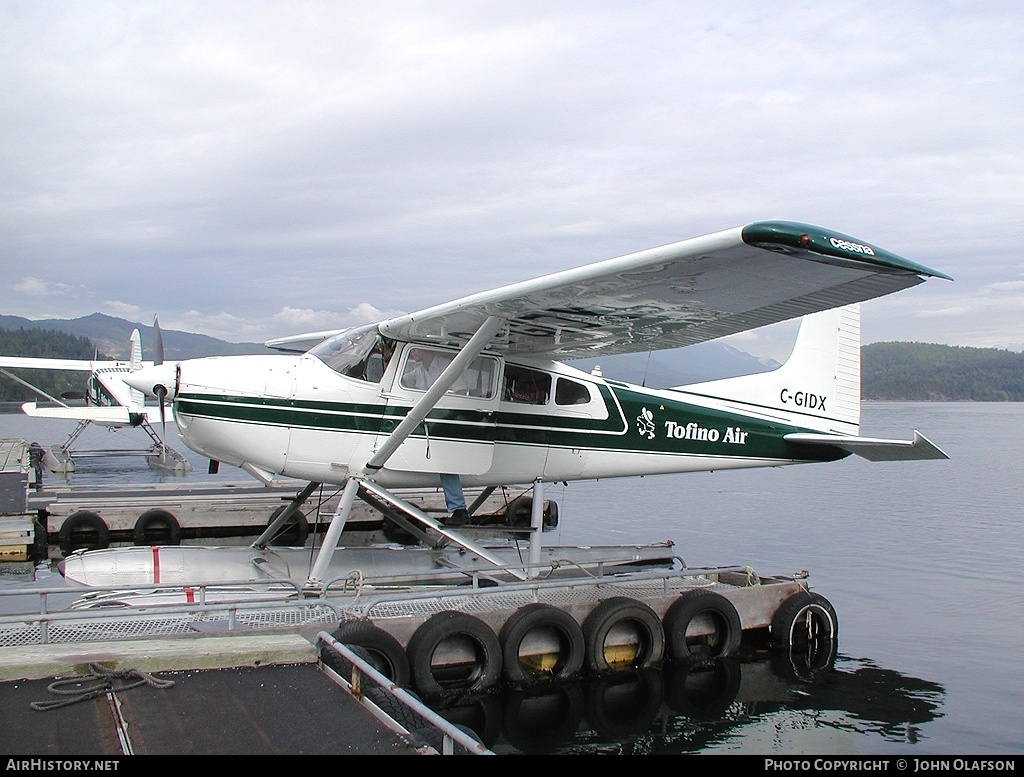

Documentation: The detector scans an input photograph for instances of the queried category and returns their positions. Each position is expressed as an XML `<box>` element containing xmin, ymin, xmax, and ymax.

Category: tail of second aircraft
<box><xmin>675</xmin><ymin>304</ymin><xmax>862</xmax><ymax>435</ymax></box>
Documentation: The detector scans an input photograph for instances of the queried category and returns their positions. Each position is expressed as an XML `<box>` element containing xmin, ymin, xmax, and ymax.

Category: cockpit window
<box><xmin>309</xmin><ymin>325</ymin><xmax>395</xmax><ymax>382</ymax></box>
<box><xmin>400</xmin><ymin>347</ymin><xmax>498</xmax><ymax>398</ymax></box>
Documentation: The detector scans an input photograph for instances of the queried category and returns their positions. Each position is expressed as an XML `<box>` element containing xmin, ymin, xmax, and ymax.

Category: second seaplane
<box><xmin>69</xmin><ymin>220</ymin><xmax>950</xmax><ymax>589</ymax></box>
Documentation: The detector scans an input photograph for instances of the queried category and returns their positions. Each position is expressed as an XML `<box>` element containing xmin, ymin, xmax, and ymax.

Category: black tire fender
<box><xmin>406</xmin><ymin>611</ymin><xmax>503</xmax><ymax>696</ymax></box>
<box><xmin>58</xmin><ymin>510</ymin><xmax>109</xmax><ymax>556</ymax></box>
<box><xmin>266</xmin><ymin>505</ymin><xmax>310</xmax><ymax>547</ymax></box>
<box><xmin>505</xmin><ymin>495</ymin><xmax>558</xmax><ymax>528</ymax></box>
<box><xmin>582</xmin><ymin>596</ymin><xmax>665</xmax><ymax>673</ymax></box>
<box><xmin>663</xmin><ymin>588</ymin><xmax>742</xmax><ymax>660</ymax></box>
<box><xmin>770</xmin><ymin>591</ymin><xmax>839</xmax><ymax>649</ymax></box>
<box><xmin>332</xmin><ymin>619</ymin><xmax>411</xmax><ymax>688</ymax></box>
<box><xmin>132</xmin><ymin>509</ymin><xmax>181</xmax><ymax>546</ymax></box>
<box><xmin>499</xmin><ymin>603</ymin><xmax>585</xmax><ymax>685</ymax></box>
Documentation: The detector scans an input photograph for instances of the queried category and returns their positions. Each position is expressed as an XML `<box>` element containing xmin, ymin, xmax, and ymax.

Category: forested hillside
<box><xmin>0</xmin><ymin>328</ymin><xmax>110</xmax><ymax>402</ymax></box>
<box><xmin>863</xmin><ymin>342</ymin><xmax>1024</xmax><ymax>401</ymax></box>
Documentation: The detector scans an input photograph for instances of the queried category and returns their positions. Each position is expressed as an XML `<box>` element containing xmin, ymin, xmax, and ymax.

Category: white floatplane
<box><xmin>0</xmin><ymin>319</ymin><xmax>191</xmax><ymax>474</ymax></box>
<box><xmin>69</xmin><ymin>220</ymin><xmax>949</xmax><ymax>589</ymax></box>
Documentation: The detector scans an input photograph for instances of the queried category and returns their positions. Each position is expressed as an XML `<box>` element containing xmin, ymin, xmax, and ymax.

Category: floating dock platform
<box><xmin>0</xmin><ymin>437</ymin><xmax>840</xmax><ymax>755</ymax></box>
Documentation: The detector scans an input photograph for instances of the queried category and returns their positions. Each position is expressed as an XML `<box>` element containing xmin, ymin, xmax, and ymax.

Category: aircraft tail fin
<box><xmin>129</xmin><ymin>329</ymin><xmax>143</xmax><ymax>371</ymax></box>
<box><xmin>127</xmin><ymin>329</ymin><xmax>145</xmax><ymax>409</ymax></box>
<box><xmin>674</xmin><ymin>304</ymin><xmax>862</xmax><ymax>435</ymax></box>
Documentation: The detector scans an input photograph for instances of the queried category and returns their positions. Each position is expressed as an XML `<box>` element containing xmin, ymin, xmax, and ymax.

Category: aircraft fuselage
<box><xmin>167</xmin><ymin>343</ymin><xmax>844</xmax><ymax>488</ymax></box>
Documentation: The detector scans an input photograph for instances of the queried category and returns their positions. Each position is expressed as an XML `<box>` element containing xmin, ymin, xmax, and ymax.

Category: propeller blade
<box><xmin>155</xmin><ymin>384</ymin><xmax>168</xmax><ymax>463</ymax></box>
<box><xmin>152</xmin><ymin>316</ymin><xmax>164</xmax><ymax>366</ymax></box>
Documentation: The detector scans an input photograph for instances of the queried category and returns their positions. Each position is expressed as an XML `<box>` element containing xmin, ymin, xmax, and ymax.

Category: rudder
<box><xmin>673</xmin><ymin>304</ymin><xmax>861</xmax><ymax>435</ymax></box>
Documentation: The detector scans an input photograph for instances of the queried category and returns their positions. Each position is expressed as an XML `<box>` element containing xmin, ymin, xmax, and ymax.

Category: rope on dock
<box><xmin>29</xmin><ymin>662</ymin><xmax>175</xmax><ymax>711</ymax></box>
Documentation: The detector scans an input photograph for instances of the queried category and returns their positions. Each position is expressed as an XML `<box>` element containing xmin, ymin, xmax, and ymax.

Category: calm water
<box><xmin>2</xmin><ymin>403</ymin><xmax>1022</xmax><ymax>755</ymax></box>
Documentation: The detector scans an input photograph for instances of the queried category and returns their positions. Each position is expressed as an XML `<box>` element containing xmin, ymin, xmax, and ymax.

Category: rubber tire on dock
<box><xmin>663</xmin><ymin>589</ymin><xmax>742</xmax><ymax>661</ymax></box>
<box><xmin>504</xmin><ymin>495</ymin><xmax>558</xmax><ymax>529</ymax></box>
<box><xmin>133</xmin><ymin>509</ymin><xmax>182</xmax><ymax>546</ymax></box>
<box><xmin>266</xmin><ymin>506</ymin><xmax>310</xmax><ymax>547</ymax></box>
<box><xmin>769</xmin><ymin>591</ymin><xmax>839</xmax><ymax>649</ymax></box>
<box><xmin>581</xmin><ymin>596</ymin><xmax>665</xmax><ymax>673</ymax></box>
<box><xmin>499</xmin><ymin>603</ymin><xmax>585</xmax><ymax>685</ymax></box>
<box><xmin>58</xmin><ymin>510</ymin><xmax>109</xmax><ymax>556</ymax></box>
<box><xmin>406</xmin><ymin>611</ymin><xmax>503</xmax><ymax>696</ymax></box>
<box><xmin>332</xmin><ymin>619</ymin><xmax>411</xmax><ymax>688</ymax></box>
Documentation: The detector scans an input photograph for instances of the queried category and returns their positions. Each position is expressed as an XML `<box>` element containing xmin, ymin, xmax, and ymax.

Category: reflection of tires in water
<box><xmin>429</xmin><ymin>694</ymin><xmax>503</xmax><ymax>750</ymax></box>
<box><xmin>266</xmin><ymin>506</ymin><xmax>310</xmax><ymax>546</ymax></box>
<box><xmin>406</xmin><ymin>611</ymin><xmax>503</xmax><ymax>696</ymax></box>
<box><xmin>770</xmin><ymin>591</ymin><xmax>839</xmax><ymax>682</ymax></box>
<box><xmin>585</xmin><ymin>670</ymin><xmax>663</xmax><ymax>741</ymax></box>
<box><xmin>771</xmin><ymin>636</ymin><xmax>839</xmax><ymax>683</ymax></box>
<box><xmin>663</xmin><ymin>589</ymin><xmax>742</xmax><ymax>660</ymax></box>
<box><xmin>582</xmin><ymin>597</ymin><xmax>665</xmax><ymax>672</ymax></box>
<box><xmin>133</xmin><ymin>509</ymin><xmax>181</xmax><ymax>546</ymax></box>
<box><xmin>663</xmin><ymin>658</ymin><xmax>741</xmax><ymax>720</ymax></box>
<box><xmin>502</xmin><ymin>681</ymin><xmax>586</xmax><ymax>754</ymax></box>
<box><xmin>499</xmin><ymin>603</ymin><xmax>585</xmax><ymax>685</ymax></box>
<box><xmin>331</xmin><ymin>619</ymin><xmax>411</xmax><ymax>688</ymax></box>
<box><xmin>59</xmin><ymin>511</ymin><xmax>109</xmax><ymax>555</ymax></box>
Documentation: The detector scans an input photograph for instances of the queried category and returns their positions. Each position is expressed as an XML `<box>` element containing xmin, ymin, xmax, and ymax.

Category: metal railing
<box><xmin>317</xmin><ymin>630</ymin><xmax>494</xmax><ymax>755</ymax></box>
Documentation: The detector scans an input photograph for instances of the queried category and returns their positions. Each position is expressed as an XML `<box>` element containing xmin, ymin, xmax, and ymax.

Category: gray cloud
<box><xmin>2</xmin><ymin>1</ymin><xmax>1021</xmax><ymax>354</ymax></box>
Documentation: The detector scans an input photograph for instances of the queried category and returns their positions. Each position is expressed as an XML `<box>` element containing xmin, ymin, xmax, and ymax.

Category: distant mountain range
<box><xmin>0</xmin><ymin>313</ymin><xmax>274</xmax><ymax>362</ymax></box>
<box><xmin>0</xmin><ymin>312</ymin><xmax>776</xmax><ymax>387</ymax></box>
<box><xmin>3</xmin><ymin>313</ymin><xmax>1023</xmax><ymax>401</ymax></box>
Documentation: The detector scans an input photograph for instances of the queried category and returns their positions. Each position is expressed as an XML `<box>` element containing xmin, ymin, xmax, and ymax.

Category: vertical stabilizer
<box><xmin>127</xmin><ymin>329</ymin><xmax>145</xmax><ymax>409</ymax></box>
<box><xmin>673</xmin><ymin>304</ymin><xmax>861</xmax><ymax>434</ymax></box>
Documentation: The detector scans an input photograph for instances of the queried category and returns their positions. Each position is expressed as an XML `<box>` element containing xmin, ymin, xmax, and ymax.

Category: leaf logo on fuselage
<box><xmin>637</xmin><ymin>407</ymin><xmax>656</xmax><ymax>440</ymax></box>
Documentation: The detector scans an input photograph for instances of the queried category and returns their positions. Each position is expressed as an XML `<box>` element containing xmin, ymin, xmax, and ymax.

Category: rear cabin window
<box><xmin>503</xmin><ymin>365</ymin><xmax>551</xmax><ymax>405</ymax></box>
<box><xmin>555</xmin><ymin>377</ymin><xmax>591</xmax><ymax>405</ymax></box>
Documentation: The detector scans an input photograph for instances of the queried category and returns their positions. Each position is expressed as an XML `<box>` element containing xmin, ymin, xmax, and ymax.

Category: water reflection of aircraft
<box><xmin>422</xmin><ymin>652</ymin><xmax>946</xmax><ymax>755</ymax></box>
<box><xmin>118</xmin><ymin>221</ymin><xmax>950</xmax><ymax>586</ymax></box>
<box><xmin>0</xmin><ymin>319</ymin><xmax>191</xmax><ymax>474</ymax></box>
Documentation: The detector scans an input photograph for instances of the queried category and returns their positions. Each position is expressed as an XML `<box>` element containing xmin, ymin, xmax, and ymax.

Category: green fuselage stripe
<box><xmin>175</xmin><ymin>384</ymin><xmax>844</xmax><ymax>463</ymax></box>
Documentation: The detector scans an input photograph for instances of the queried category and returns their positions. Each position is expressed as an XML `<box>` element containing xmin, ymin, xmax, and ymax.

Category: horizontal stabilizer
<box><xmin>21</xmin><ymin>402</ymin><xmax>134</xmax><ymax>425</ymax></box>
<box><xmin>784</xmin><ymin>430</ymin><xmax>949</xmax><ymax>461</ymax></box>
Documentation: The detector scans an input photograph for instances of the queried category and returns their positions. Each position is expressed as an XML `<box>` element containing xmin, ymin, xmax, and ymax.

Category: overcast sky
<box><xmin>2</xmin><ymin>1</ymin><xmax>1021</xmax><ymax>360</ymax></box>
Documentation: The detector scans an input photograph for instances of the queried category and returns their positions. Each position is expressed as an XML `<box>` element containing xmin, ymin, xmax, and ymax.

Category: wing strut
<box><xmin>305</xmin><ymin>315</ymin><xmax>508</xmax><ymax>588</ymax></box>
<box><xmin>365</xmin><ymin>315</ymin><xmax>505</xmax><ymax>473</ymax></box>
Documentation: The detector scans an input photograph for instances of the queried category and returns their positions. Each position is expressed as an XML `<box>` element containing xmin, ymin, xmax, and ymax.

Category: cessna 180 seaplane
<box><xmin>0</xmin><ymin>320</ymin><xmax>191</xmax><ymax>473</ymax></box>
<box><xmin>69</xmin><ymin>220</ymin><xmax>949</xmax><ymax>588</ymax></box>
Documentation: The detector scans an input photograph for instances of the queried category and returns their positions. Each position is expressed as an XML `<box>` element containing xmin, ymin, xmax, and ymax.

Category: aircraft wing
<box><xmin>784</xmin><ymin>430</ymin><xmax>949</xmax><ymax>461</ymax></box>
<box><xmin>0</xmin><ymin>356</ymin><xmax>129</xmax><ymax>371</ymax></box>
<box><xmin>20</xmin><ymin>402</ymin><xmax>137</xmax><ymax>425</ymax></box>
<box><xmin>264</xmin><ymin>328</ymin><xmax>350</xmax><ymax>353</ymax></box>
<box><xmin>378</xmin><ymin>221</ymin><xmax>951</xmax><ymax>359</ymax></box>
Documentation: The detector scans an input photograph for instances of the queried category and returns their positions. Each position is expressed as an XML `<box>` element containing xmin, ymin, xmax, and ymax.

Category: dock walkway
<box><xmin>0</xmin><ymin>632</ymin><xmax>431</xmax><ymax>756</ymax></box>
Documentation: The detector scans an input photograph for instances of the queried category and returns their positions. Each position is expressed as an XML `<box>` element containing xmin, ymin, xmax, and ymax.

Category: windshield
<box><xmin>309</xmin><ymin>325</ymin><xmax>394</xmax><ymax>382</ymax></box>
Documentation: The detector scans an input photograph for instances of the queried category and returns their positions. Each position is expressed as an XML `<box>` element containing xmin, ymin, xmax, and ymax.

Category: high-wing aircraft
<box><xmin>0</xmin><ymin>320</ymin><xmax>191</xmax><ymax>473</ymax></box>
<box><xmin>121</xmin><ymin>221</ymin><xmax>950</xmax><ymax>586</ymax></box>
